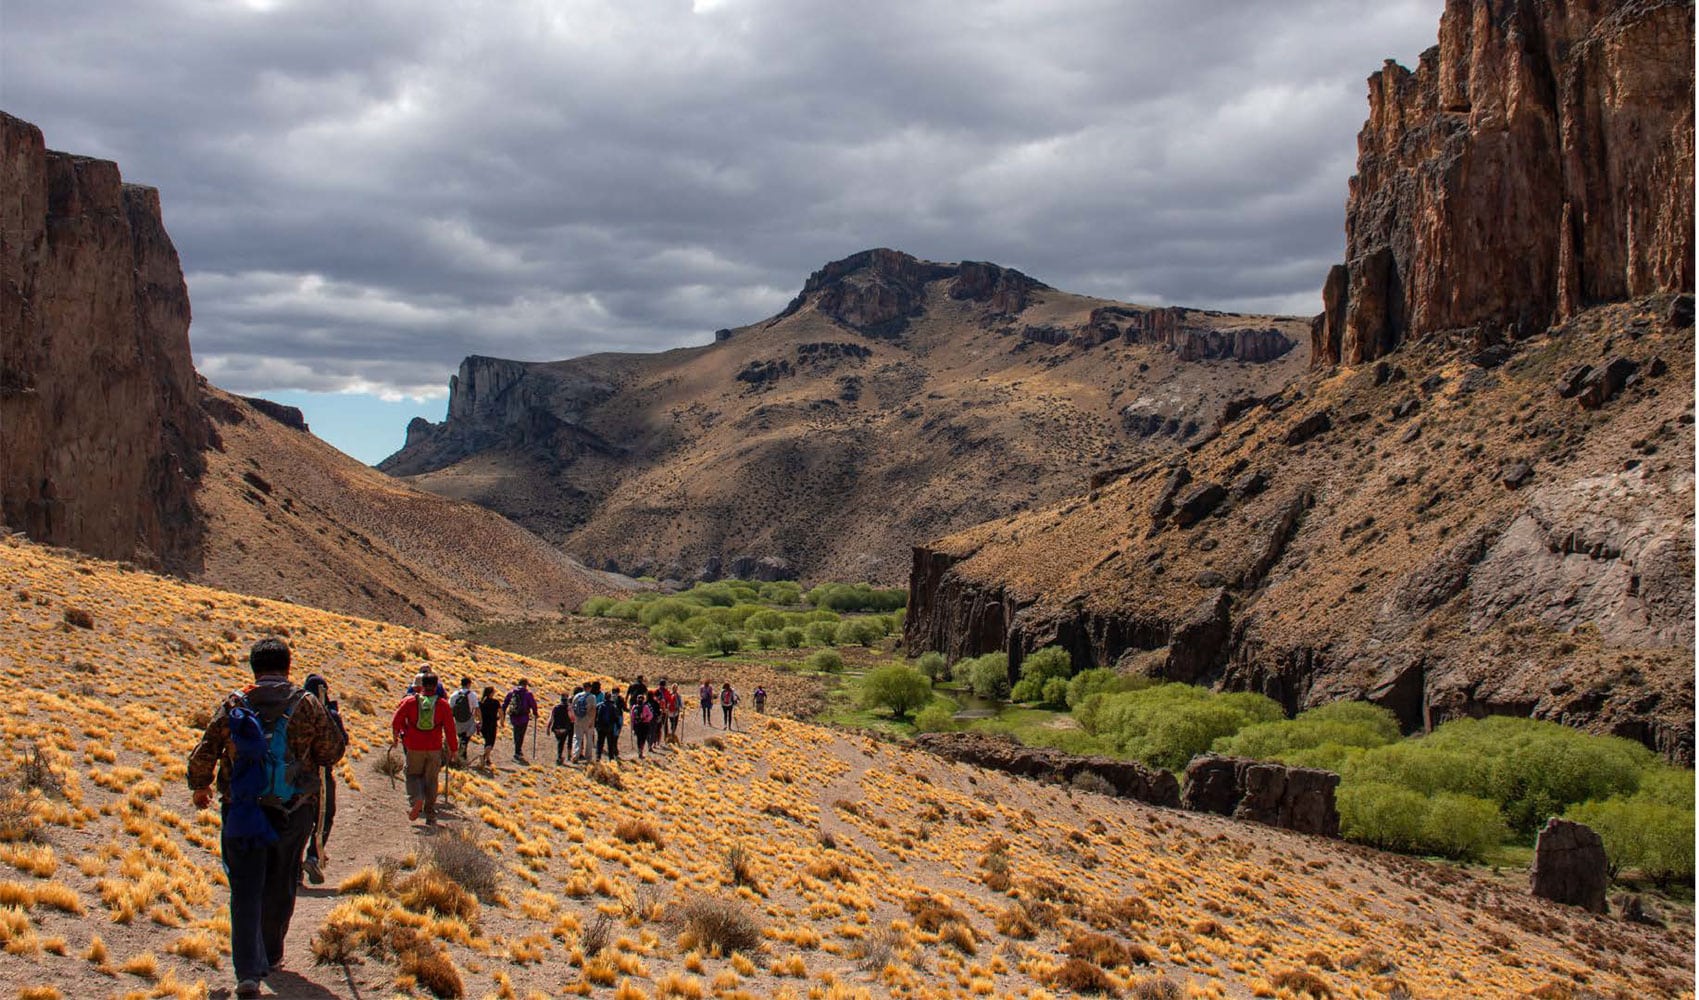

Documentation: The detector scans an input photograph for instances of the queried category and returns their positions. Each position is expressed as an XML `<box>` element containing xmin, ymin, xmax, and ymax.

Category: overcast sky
<box><xmin>5</xmin><ymin>0</ymin><xmax>1443</xmax><ymax>461</ymax></box>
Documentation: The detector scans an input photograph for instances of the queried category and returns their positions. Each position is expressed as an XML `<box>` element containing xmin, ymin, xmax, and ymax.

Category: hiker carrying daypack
<box><xmin>187</xmin><ymin>638</ymin><xmax>346</xmax><ymax>999</ymax></box>
<box><xmin>450</xmin><ymin>679</ymin><xmax>476</xmax><ymax>762</ymax></box>
<box><xmin>571</xmin><ymin>685</ymin><xmax>597</xmax><ymax>763</ymax></box>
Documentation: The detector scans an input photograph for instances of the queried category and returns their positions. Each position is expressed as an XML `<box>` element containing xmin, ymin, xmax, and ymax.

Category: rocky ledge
<box><xmin>911</xmin><ymin>732</ymin><xmax>1180</xmax><ymax>808</ymax></box>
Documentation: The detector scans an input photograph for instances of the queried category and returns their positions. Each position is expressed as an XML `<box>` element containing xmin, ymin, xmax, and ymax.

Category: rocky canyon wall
<box><xmin>1313</xmin><ymin>0</ymin><xmax>1695</xmax><ymax>367</ymax></box>
<box><xmin>0</xmin><ymin>113</ymin><xmax>210</xmax><ymax>573</ymax></box>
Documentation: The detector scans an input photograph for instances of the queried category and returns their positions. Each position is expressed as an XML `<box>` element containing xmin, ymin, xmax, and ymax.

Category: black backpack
<box><xmin>451</xmin><ymin>688</ymin><xmax>474</xmax><ymax>724</ymax></box>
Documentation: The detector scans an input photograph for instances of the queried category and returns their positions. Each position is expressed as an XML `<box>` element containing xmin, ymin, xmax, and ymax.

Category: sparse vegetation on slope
<box><xmin>0</xmin><ymin>535</ymin><xmax>1691</xmax><ymax>998</ymax></box>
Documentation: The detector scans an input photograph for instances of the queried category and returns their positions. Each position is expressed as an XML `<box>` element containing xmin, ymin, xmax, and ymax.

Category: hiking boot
<box><xmin>408</xmin><ymin>799</ymin><xmax>423</xmax><ymax>821</ymax></box>
<box><xmin>303</xmin><ymin>857</ymin><xmax>324</xmax><ymax>885</ymax></box>
<box><xmin>425</xmin><ymin>814</ymin><xmax>438</xmax><ymax>827</ymax></box>
<box><xmin>237</xmin><ymin>979</ymin><xmax>262</xmax><ymax>999</ymax></box>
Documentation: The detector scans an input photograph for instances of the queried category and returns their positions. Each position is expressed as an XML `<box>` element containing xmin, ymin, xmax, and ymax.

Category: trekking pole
<box><xmin>531</xmin><ymin>715</ymin><xmax>537</xmax><ymax>760</ymax></box>
<box><xmin>312</xmin><ymin>768</ymin><xmax>328</xmax><ymax>864</ymax></box>
<box><xmin>440</xmin><ymin>750</ymin><xmax>451</xmax><ymax>802</ymax></box>
<box><xmin>384</xmin><ymin>743</ymin><xmax>397</xmax><ymax>791</ymax></box>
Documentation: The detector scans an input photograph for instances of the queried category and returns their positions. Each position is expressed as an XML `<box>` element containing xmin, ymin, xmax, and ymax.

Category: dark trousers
<box><xmin>722</xmin><ymin>705</ymin><xmax>733</xmax><ymax>729</ymax></box>
<box><xmin>224</xmin><ymin>801</ymin><xmax>315</xmax><ymax>982</ymax></box>
<box><xmin>701</xmin><ymin>702</ymin><xmax>712</xmax><ymax>726</ymax></box>
<box><xmin>554</xmin><ymin>732</ymin><xmax>569</xmax><ymax>762</ymax></box>
<box><xmin>305</xmin><ymin>771</ymin><xmax>335</xmax><ymax>864</ymax></box>
<box><xmin>512</xmin><ymin>718</ymin><xmax>529</xmax><ymax>756</ymax></box>
<box><xmin>597</xmin><ymin>725</ymin><xmax>619</xmax><ymax>760</ymax></box>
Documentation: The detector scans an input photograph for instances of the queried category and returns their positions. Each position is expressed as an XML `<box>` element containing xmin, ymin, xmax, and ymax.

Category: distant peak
<box><xmin>773</xmin><ymin>249</ymin><xmax>1048</xmax><ymax>338</ymax></box>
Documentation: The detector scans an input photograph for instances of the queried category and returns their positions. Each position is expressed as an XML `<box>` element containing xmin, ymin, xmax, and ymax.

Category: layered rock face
<box><xmin>1313</xmin><ymin>0</ymin><xmax>1695</xmax><ymax>367</ymax></box>
<box><xmin>1181</xmin><ymin>755</ymin><xmax>1341</xmax><ymax>837</ymax></box>
<box><xmin>0</xmin><ymin>112</ymin><xmax>210</xmax><ymax>573</ymax></box>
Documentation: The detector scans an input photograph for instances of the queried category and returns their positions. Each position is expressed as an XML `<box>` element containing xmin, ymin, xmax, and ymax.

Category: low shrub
<box><xmin>780</xmin><ymin>627</ymin><xmax>806</xmax><ymax>648</ymax></box>
<box><xmin>1079</xmin><ymin>683</ymin><xmax>1283</xmax><ymax>771</ymax></box>
<box><xmin>1010</xmin><ymin>646</ymin><xmax>1074</xmax><ymax>704</ymax></box>
<box><xmin>672</xmin><ymin>895</ymin><xmax>763</xmax><ymax>955</ymax></box>
<box><xmin>804</xmin><ymin>649</ymin><xmax>841</xmax><ymax>673</ymax></box>
<box><xmin>1566</xmin><ymin>793</ymin><xmax>1695</xmax><ymax>883</ymax></box>
<box><xmin>428</xmin><ymin>831</ymin><xmax>502</xmax><ymax>904</ymax></box>
<box><xmin>857</xmin><ymin>665</ymin><xmax>932</xmax><ymax>719</ymax></box>
<box><xmin>913</xmin><ymin>700</ymin><xmax>959</xmax><ymax>733</ymax></box>
<box><xmin>959</xmin><ymin>653</ymin><xmax>1010</xmax><ymax>700</ymax></box>
<box><xmin>915</xmin><ymin>651</ymin><xmax>947</xmax><ymax>681</ymax></box>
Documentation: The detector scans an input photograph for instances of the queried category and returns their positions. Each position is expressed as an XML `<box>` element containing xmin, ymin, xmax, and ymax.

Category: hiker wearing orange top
<box><xmin>391</xmin><ymin>670</ymin><xmax>458</xmax><ymax>826</ymax></box>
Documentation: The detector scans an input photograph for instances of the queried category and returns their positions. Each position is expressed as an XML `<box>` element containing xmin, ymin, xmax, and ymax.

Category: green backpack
<box><xmin>417</xmin><ymin>694</ymin><xmax>439</xmax><ymax>731</ymax></box>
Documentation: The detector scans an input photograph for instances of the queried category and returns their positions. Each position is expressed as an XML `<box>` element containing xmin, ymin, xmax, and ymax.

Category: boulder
<box><xmin>1172</xmin><ymin>483</ymin><xmax>1226</xmax><ymax>527</ymax></box>
<box><xmin>1283</xmin><ymin>410</ymin><xmax>1333</xmax><ymax>446</ymax></box>
<box><xmin>1181</xmin><ymin>755</ymin><xmax>1341</xmax><ymax>837</ymax></box>
<box><xmin>1576</xmin><ymin>357</ymin><xmax>1640</xmax><ymax>409</ymax></box>
<box><xmin>1530</xmin><ymin>818</ymin><xmax>1609</xmax><ymax>913</ymax></box>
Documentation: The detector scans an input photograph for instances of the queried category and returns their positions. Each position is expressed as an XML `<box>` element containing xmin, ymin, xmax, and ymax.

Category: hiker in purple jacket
<box><xmin>501</xmin><ymin>679</ymin><xmax>539</xmax><ymax>764</ymax></box>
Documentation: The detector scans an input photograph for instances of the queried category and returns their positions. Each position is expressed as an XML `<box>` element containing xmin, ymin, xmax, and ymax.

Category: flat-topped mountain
<box><xmin>382</xmin><ymin>248</ymin><xmax>1308</xmax><ymax>584</ymax></box>
<box><xmin>0</xmin><ymin>111</ymin><xmax>616</xmax><ymax>628</ymax></box>
<box><xmin>906</xmin><ymin>0</ymin><xmax>1695</xmax><ymax>762</ymax></box>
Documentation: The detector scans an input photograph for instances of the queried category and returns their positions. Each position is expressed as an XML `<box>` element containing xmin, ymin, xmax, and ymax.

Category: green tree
<box><xmin>780</xmin><ymin>627</ymin><xmax>806</xmax><ymax>648</ymax></box>
<box><xmin>963</xmin><ymin>654</ymin><xmax>1011</xmax><ymax>700</ymax></box>
<box><xmin>806</xmin><ymin>649</ymin><xmax>844</xmax><ymax>673</ymax></box>
<box><xmin>915</xmin><ymin>651</ymin><xmax>948</xmax><ymax>682</ymax></box>
<box><xmin>1009</xmin><ymin>646</ymin><xmax>1074</xmax><ymax>704</ymax></box>
<box><xmin>858</xmin><ymin>664</ymin><xmax>933</xmax><ymax>719</ymax></box>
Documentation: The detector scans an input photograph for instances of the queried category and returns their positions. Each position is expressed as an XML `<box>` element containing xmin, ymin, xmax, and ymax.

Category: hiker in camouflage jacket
<box><xmin>185</xmin><ymin>638</ymin><xmax>346</xmax><ymax>999</ymax></box>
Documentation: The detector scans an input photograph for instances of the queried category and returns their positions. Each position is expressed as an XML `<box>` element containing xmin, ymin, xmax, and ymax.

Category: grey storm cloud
<box><xmin>4</xmin><ymin>0</ymin><xmax>1443</xmax><ymax>399</ymax></box>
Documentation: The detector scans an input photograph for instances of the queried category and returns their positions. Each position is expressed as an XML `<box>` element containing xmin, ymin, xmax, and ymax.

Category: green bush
<box><xmin>915</xmin><ymin>652</ymin><xmax>947</xmax><ymax>682</ymax></box>
<box><xmin>1343</xmin><ymin>716</ymin><xmax>1652</xmax><ymax>837</ymax></box>
<box><xmin>806</xmin><ymin>582</ymin><xmax>907</xmax><ymax>613</ymax></box>
<box><xmin>806</xmin><ymin>649</ymin><xmax>844</xmax><ymax>673</ymax></box>
<box><xmin>1339</xmin><ymin>781</ymin><xmax>1432</xmax><ymax>853</ymax></box>
<box><xmin>649</xmin><ymin>620</ymin><xmax>691</xmax><ymax>647</ymax></box>
<box><xmin>960</xmin><ymin>654</ymin><xmax>1011</xmax><ymax>700</ymax></box>
<box><xmin>605</xmin><ymin>600</ymin><xmax>642</xmax><ymax>621</ymax></box>
<box><xmin>1213</xmin><ymin>701</ymin><xmax>1400</xmax><ymax>761</ymax></box>
<box><xmin>834</xmin><ymin>619</ymin><xmax>882</xmax><ymax>647</ymax></box>
<box><xmin>1040</xmin><ymin>677</ymin><xmax>1069</xmax><ymax>707</ymax></box>
<box><xmin>1009</xmin><ymin>646</ymin><xmax>1074</xmax><ymax>704</ymax></box>
<box><xmin>694</xmin><ymin>625</ymin><xmax>729</xmax><ymax>657</ymax></box>
<box><xmin>1567</xmin><ymin>791</ymin><xmax>1696</xmax><ymax>883</ymax></box>
<box><xmin>1419</xmin><ymin>792</ymin><xmax>1505</xmax><ymax>861</ymax></box>
<box><xmin>780</xmin><ymin>627</ymin><xmax>806</xmax><ymax>649</ymax></box>
<box><xmin>805</xmin><ymin>621</ymin><xmax>839</xmax><ymax>645</ymax></box>
<box><xmin>1065</xmin><ymin>668</ymin><xmax>1144</xmax><ymax>708</ymax></box>
<box><xmin>637</xmin><ymin>598</ymin><xmax>696</xmax><ymax>627</ymax></box>
<box><xmin>757</xmin><ymin>581</ymin><xmax>802</xmax><ymax>605</ymax></box>
<box><xmin>857</xmin><ymin>664</ymin><xmax>932</xmax><ymax>719</ymax></box>
<box><xmin>753</xmin><ymin>630</ymin><xmax>781</xmax><ymax>650</ymax></box>
<box><xmin>1080</xmin><ymin>684</ymin><xmax>1283</xmax><ymax>771</ymax></box>
<box><xmin>913</xmin><ymin>699</ymin><xmax>960</xmax><ymax>733</ymax></box>
<box><xmin>744</xmin><ymin>609</ymin><xmax>787</xmax><ymax>632</ymax></box>
<box><xmin>580</xmin><ymin>596</ymin><xmax>618</xmax><ymax>617</ymax></box>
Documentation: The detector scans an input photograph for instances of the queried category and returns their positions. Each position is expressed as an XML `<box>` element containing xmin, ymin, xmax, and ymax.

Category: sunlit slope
<box><xmin>0</xmin><ymin>536</ymin><xmax>1688</xmax><ymax>998</ymax></box>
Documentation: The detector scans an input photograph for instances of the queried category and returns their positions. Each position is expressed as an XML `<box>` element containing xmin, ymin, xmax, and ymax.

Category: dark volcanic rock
<box><xmin>1576</xmin><ymin>357</ymin><xmax>1640</xmax><ymax>409</ymax></box>
<box><xmin>1312</xmin><ymin>1</ymin><xmax>1695</xmax><ymax>367</ymax></box>
<box><xmin>1</xmin><ymin>113</ymin><xmax>211</xmax><ymax>574</ymax></box>
<box><xmin>912</xmin><ymin>732</ymin><xmax>1179</xmax><ymax>808</ymax></box>
<box><xmin>1500</xmin><ymin>461</ymin><xmax>1534</xmax><ymax>490</ymax></box>
<box><xmin>1530</xmin><ymin>818</ymin><xmax>1609</xmax><ymax>913</ymax></box>
<box><xmin>240</xmin><ymin>396</ymin><xmax>309</xmax><ymax>432</ymax></box>
<box><xmin>1283</xmin><ymin>410</ymin><xmax>1333</xmax><ymax>447</ymax></box>
<box><xmin>1149</xmin><ymin>466</ymin><xmax>1193</xmax><ymax>523</ymax></box>
<box><xmin>948</xmin><ymin>260</ymin><xmax>1046</xmax><ymax>314</ymax></box>
<box><xmin>1181</xmin><ymin>755</ymin><xmax>1341</xmax><ymax>837</ymax></box>
<box><xmin>1172</xmin><ymin>483</ymin><xmax>1226</xmax><ymax>527</ymax></box>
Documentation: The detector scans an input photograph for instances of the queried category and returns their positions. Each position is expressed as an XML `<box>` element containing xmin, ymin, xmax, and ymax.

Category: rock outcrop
<box><xmin>0</xmin><ymin>112</ymin><xmax>211</xmax><ymax>573</ymax></box>
<box><xmin>1529</xmin><ymin>817</ymin><xmax>1610</xmax><ymax>913</ymax></box>
<box><xmin>911</xmin><ymin>732</ymin><xmax>1180</xmax><ymax>808</ymax></box>
<box><xmin>1314</xmin><ymin>0</ymin><xmax>1695</xmax><ymax>367</ymax></box>
<box><xmin>1181</xmin><ymin>755</ymin><xmax>1341</xmax><ymax>837</ymax></box>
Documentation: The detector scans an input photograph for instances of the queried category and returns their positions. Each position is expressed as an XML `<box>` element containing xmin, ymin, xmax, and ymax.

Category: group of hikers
<box><xmin>184</xmin><ymin>638</ymin><xmax>769</xmax><ymax>997</ymax></box>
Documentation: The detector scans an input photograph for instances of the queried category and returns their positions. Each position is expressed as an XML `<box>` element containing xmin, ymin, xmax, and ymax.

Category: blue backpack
<box><xmin>223</xmin><ymin>689</ymin><xmax>307</xmax><ymax>848</ymax></box>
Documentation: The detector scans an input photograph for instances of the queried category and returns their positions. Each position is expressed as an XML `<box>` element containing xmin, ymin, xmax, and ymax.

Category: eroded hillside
<box><xmin>907</xmin><ymin>297</ymin><xmax>1694</xmax><ymax>763</ymax></box>
<box><xmin>383</xmin><ymin>249</ymin><xmax>1311</xmax><ymax>584</ymax></box>
<box><xmin>0</xmin><ymin>535</ymin><xmax>1690</xmax><ymax>999</ymax></box>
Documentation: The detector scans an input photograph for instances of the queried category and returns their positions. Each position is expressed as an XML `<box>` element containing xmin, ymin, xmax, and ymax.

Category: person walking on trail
<box><xmin>596</xmin><ymin>689</ymin><xmax>625</xmax><ymax>761</ymax></box>
<box><xmin>392</xmin><ymin>670</ymin><xmax>458</xmax><ymax>825</ymax></box>
<box><xmin>187</xmin><ymin>638</ymin><xmax>346</xmax><ymax>1000</ymax></box>
<box><xmin>699</xmin><ymin>679</ymin><xmax>714</xmax><ymax>728</ymax></box>
<box><xmin>450</xmin><ymin>677</ymin><xmax>477</xmax><ymax>763</ymax></box>
<box><xmin>658</xmin><ymin>679</ymin><xmax>681</xmax><ymax>741</ymax></box>
<box><xmin>630</xmin><ymin>692</ymin><xmax>654</xmax><ymax>759</ymax></box>
<box><xmin>476</xmin><ymin>686</ymin><xmax>500</xmax><ymax>769</ymax></box>
<box><xmin>572</xmin><ymin>683</ymin><xmax>598</xmax><ymax>763</ymax></box>
<box><xmin>753</xmin><ymin>685</ymin><xmax>767</xmax><ymax>715</ymax></box>
<box><xmin>300</xmin><ymin>673</ymin><xmax>347</xmax><ymax>886</ymax></box>
<box><xmin>502</xmin><ymin>679</ymin><xmax>539</xmax><ymax>763</ymax></box>
<box><xmin>627</xmin><ymin>674</ymin><xmax>648</xmax><ymax>707</ymax></box>
<box><xmin>550</xmin><ymin>690</ymin><xmax>575</xmax><ymax>766</ymax></box>
<box><xmin>720</xmin><ymin>682</ymin><xmax>739</xmax><ymax>730</ymax></box>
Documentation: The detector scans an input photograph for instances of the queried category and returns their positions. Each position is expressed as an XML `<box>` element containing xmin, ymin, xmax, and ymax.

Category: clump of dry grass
<box><xmin>1067</xmin><ymin>929</ymin><xmax>1150</xmax><ymax>968</ymax></box>
<box><xmin>1048</xmin><ymin>957</ymin><xmax>1119</xmax><ymax>996</ymax></box>
<box><xmin>588</xmin><ymin>763</ymin><xmax>625</xmax><ymax>790</ymax></box>
<box><xmin>312</xmin><ymin>896</ymin><xmax>464</xmax><ymax>998</ymax></box>
<box><xmin>994</xmin><ymin>904</ymin><xmax>1038</xmax><ymax>939</ymax></box>
<box><xmin>613</xmin><ymin>817</ymin><xmax>663</xmax><ymax>847</ymax></box>
<box><xmin>579</xmin><ymin>911</ymin><xmax>614</xmax><ymax>956</ymax></box>
<box><xmin>671</xmin><ymin>896</ymin><xmax>762</xmax><ymax>956</ymax></box>
<box><xmin>723</xmin><ymin>845</ymin><xmax>759</xmax><ymax>891</ymax></box>
<box><xmin>395</xmin><ymin>867</ymin><xmax>480</xmax><ymax>927</ymax></box>
<box><xmin>1129</xmin><ymin>976</ymin><xmax>1183</xmax><ymax>1000</ymax></box>
<box><xmin>1270</xmin><ymin>968</ymin><xmax>1334</xmax><ymax>998</ymax></box>
<box><xmin>427</xmin><ymin>831</ymin><xmax>501</xmax><ymax>904</ymax></box>
<box><xmin>804</xmin><ymin>856</ymin><xmax>856</xmax><ymax>883</ymax></box>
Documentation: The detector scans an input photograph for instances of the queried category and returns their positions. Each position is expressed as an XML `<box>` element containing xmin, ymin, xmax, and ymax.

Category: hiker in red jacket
<box><xmin>391</xmin><ymin>671</ymin><xmax>458</xmax><ymax>825</ymax></box>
